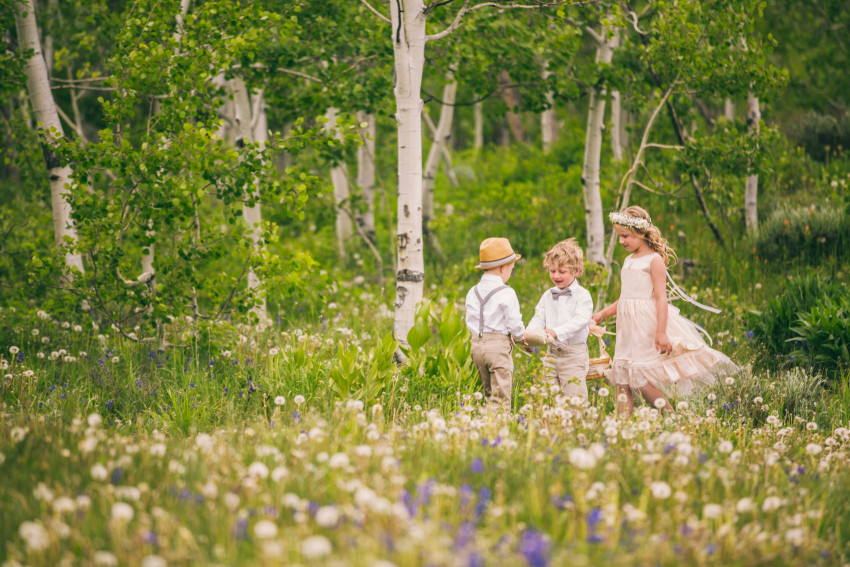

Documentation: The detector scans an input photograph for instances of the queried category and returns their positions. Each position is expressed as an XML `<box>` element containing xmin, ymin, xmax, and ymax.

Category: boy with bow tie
<box><xmin>525</xmin><ymin>238</ymin><xmax>593</xmax><ymax>400</ymax></box>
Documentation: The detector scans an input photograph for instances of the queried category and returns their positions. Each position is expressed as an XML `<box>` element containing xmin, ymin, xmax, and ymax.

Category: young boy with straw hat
<box><xmin>465</xmin><ymin>237</ymin><xmax>526</xmax><ymax>407</ymax></box>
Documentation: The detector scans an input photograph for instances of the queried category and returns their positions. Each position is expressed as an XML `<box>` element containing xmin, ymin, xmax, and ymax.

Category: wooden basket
<box><xmin>586</xmin><ymin>325</ymin><xmax>612</xmax><ymax>381</ymax></box>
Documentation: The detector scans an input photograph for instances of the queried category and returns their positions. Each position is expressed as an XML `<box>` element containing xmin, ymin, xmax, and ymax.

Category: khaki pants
<box><xmin>471</xmin><ymin>334</ymin><xmax>513</xmax><ymax>406</ymax></box>
<box><xmin>543</xmin><ymin>344</ymin><xmax>589</xmax><ymax>400</ymax></box>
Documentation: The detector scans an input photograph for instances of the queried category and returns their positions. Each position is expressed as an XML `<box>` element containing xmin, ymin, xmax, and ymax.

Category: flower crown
<box><xmin>609</xmin><ymin>211</ymin><xmax>652</xmax><ymax>231</ymax></box>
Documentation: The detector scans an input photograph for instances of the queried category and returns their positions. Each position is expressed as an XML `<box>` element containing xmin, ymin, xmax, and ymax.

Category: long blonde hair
<box><xmin>617</xmin><ymin>206</ymin><xmax>677</xmax><ymax>266</ymax></box>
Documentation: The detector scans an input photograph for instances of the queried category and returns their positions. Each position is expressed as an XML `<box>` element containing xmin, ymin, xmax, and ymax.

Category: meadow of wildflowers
<box><xmin>2</xmin><ymin>292</ymin><xmax>850</xmax><ymax>567</ymax></box>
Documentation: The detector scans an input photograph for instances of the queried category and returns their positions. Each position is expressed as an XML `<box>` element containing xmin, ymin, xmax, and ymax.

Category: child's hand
<box><xmin>544</xmin><ymin>329</ymin><xmax>557</xmax><ymax>338</ymax></box>
<box><xmin>655</xmin><ymin>332</ymin><xmax>673</xmax><ymax>355</ymax></box>
<box><xmin>591</xmin><ymin>312</ymin><xmax>605</xmax><ymax>324</ymax></box>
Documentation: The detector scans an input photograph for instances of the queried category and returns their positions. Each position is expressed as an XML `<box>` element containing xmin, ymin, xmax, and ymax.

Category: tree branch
<box><xmin>359</xmin><ymin>0</ymin><xmax>392</xmax><ymax>23</ymax></box>
<box><xmin>626</xmin><ymin>10</ymin><xmax>647</xmax><ymax>35</ymax></box>
<box><xmin>427</xmin><ymin>0</ymin><xmax>470</xmax><ymax>41</ymax></box>
<box><xmin>428</xmin><ymin>0</ymin><xmax>578</xmax><ymax>41</ymax></box>
<box><xmin>275</xmin><ymin>67</ymin><xmax>323</xmax><ymax>84</ymax></box>
<box><xmin>51</xmin><ymin>76</ymin><xmax>110</xmax><ymax>83</ymax></box>
<box><xmin>55</xmin><ymin>102</ymin><xmax>88</xmax><ymax>142</ymax></box>
<box><xmin>644</xmin><ymin>142</ymin><xmax>684</xmax><ymax>151</ymax></box>
<box><xmin>425</xmin><ymin>0</ymin><xmax>458</xmax><ymax>13</ymax></box>
<box><xmin>51</xmin><ymin>85</ymin><xmax>116</xmax><ymax>92</ymax></box>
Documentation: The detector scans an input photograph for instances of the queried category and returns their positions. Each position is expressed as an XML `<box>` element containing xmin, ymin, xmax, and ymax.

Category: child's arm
<box><xmin>526</xmin><ymin>295</ymin><xmax>546</xmax><ymax>332</ymax></box>
<box><xmin>592</xmin><ymin>300</ymin><xmax>618</xmax><ymax>324</ymax></box>
<box><xmin>503</xmin><ymin>291</ymin><xmax>526</xmax><ymax>340</ymax></box>
<box><xmin>551</xmin><ymin>289</ymin><xmax>594</xmax><ymax>341</ymax></box>
<box><xmin>650</xmin><ymin>256</ymin><xmax>672</xmax><ymax>354</ymax></box>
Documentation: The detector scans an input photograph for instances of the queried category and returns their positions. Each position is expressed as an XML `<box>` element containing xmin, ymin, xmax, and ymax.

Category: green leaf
<box><xmin>407</xmin><ymin>317</ymin><xmax>431</xmax><ymax>351</ymax></box>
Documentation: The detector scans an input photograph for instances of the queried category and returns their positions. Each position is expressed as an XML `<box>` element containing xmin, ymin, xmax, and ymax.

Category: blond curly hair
<box><xmin>543</xmin><ymin>238</ymin><xmax>584</xmax><ymax>276</ymax></box>
<box><xmin>612</xmin><ymin>205</ymin><xmax>677</xmax><ymax>266</ymax></box>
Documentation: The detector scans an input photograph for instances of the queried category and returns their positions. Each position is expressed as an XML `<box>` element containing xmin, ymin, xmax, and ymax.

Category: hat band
<box><xmin>478</xmin><ymin>253</ymin><xmax>516</xmax><ymax>268</ymax></box>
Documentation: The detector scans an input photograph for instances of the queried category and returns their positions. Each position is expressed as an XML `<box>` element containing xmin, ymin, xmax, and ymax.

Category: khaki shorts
<box><xmin>544</xmin><ymin>344</ymin><xmax>589</xmax><ymax>400</ymax></box>
<box><xmin>471</xmin><ymin>333</ymin><xmax>513</xmax><ymax>406</ymax></box>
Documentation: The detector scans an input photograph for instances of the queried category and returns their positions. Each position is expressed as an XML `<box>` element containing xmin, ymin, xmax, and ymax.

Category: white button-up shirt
<box><xmin>526</xmin><ymin>279</ymin><xmax>593</xmax><ymax>345</ymax></box>
<box><xmin>465</xmin><ymin>274</ymin><xmax>525</xmax><ymax>338</ymax></box>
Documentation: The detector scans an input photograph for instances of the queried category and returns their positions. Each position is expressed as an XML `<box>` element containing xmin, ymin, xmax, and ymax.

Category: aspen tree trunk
<box><xmin>325</xmin><ymin>107</ymin><xmax>353</xmax><ymax>258</ymax></box>
<box><xmin>14</xmin><ymin>0</ymin><xmax>85</xmax><ymax>275</ymax></box>
<box><xmin>422</xmin><ymin>73</ymin><xmax>457</xmax><ymax>258</ymax></box>
<box><xmin>389</xmin><ymin>0</ymin><xmax>427</xmax><ymax>347</ymax></box>
<box><xmin>229</xmin><ymin>77</ymin><xmax>268</xmax><ymax>320</ymax></box>
<box><xmin>43</xmin><ymin>0</ymin><xmax>57</xmax><ymax>75</ymax></box>
<box><xmin>610</xmin><ymin>90</ymin><xmax>624</xmax><ymax>161</ymax></box>
<box><xmin>473</xmin><ymin>98</ymin><xmax>484</xmax><ymax>151</ymax></box>
<box><xmin>355</xmin><ymin>111</ymin><xmax>376</xmax><ymax>244</ymax></box>
<box><xmin>498</xmin><ymin>70</ymin><xmax>527</xmax><ymax>143</ymax></box>
<box><xmin>724</xmin><ymin>97</ymin><xmax>735</xmax><ymax>121</ymax></box>
<box><xmin>423</xmin><ymin>110</ymin><xmax>459</xmax><ymax>186</ymax></box>
<box><xmin>745</xmin><ymin>91</ymin><xmax>760</xmax><ymax>234</ymax></box>
<box><xmin>540</xmin><ymin>60</ymin><xmax>558</xmax><ymax>152</ymax></box>
<box><xmin>141</xmin><ymin>0</ymin><xmax>190</xmax><ymax>314</ymax></box>
<box><xmin>609</xmin><ymin>30</ymin><xmax>624</xmax><ymax>161</ymax></box>
<box><xmin>581</xmin><ymin>26</ymin><xmax>617</xmax><ymax>265</ymax></box>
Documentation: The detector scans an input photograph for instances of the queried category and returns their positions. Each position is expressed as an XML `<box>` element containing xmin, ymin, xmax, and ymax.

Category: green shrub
<box><xmin>787</xmin><ymin>292</ymin><xmax>850</xmax><ymax>376</ymax></box>
<box><xmin>753</xmin><ymin>205</ymin><xmax>849</xmax><ymax>264</ymax></box>
<box><xmin>786</xmin><ymin>110</ymin><xmax>850</xmax><ymax>162</ymax></box>
<box><xmin>747</xmin><ymin>274</ymin><xmax>849</xmax><ymax>378</ymax></box>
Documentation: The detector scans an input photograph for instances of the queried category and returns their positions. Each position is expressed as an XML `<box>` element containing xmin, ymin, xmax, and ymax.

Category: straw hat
<box><xmin>475</xmin><ymin>237</ymin><xmax>521</xmax><ymax>269</ymax></box>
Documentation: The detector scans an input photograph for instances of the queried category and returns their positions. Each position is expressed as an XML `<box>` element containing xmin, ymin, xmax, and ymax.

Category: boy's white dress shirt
<box><xmin>465</xmin><ymin>274</ymin><xmax>525</xmax><ymax>338</ymax></box>
<box><xmin>526</xmin><ymin>279</ymin><xmax>593</xmax><ymax>346</ymax></box>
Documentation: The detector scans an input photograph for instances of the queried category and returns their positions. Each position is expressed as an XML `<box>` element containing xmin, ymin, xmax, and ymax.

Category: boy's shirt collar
<box><xmin>480</xmin><ymin>273</ymin><xmax>505</xmax><ymax>284</ymax></box>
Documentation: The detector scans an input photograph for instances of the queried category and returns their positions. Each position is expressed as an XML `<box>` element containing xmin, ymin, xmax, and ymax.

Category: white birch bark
<box><xmin>499</xmin><ymin>70</ymin><xmax>526</xmax><ymax>143</ymax></box>
<box><xmin>611</xmin><ymin>90</ymin><xmax>625</xmax><ymax>161</ymax></box>
<box><xmin>724</xmin><ymin>97</ymin><xmax>735</xmax><ymax>121</ymax></box>
<box><xmin>581</xmin><ymin>25</ymin><xmax>617</xmax><ymax>265</ymax></box>
<box><xmin>540</xmin><ymin>60</ymin><xmax>558</xmax><ymax>153</ymax></box>
<box><xmin>390</xmin><ymin>0</ymin><xmax>427</xmax><ymax>347</ymax></box>
<box><xmin>14</xmin><ymin>0</ymin><xmax>84</xmax><ymax>275</ymax></box>
<box><xmin>43</xmin><ymin>0</ymin><xmax>57</xmax><ymax>75</ymax></box>
<box><xmin>609</xmin><ymin>30</ymin><xmax>624</xmax><ymax>161</ymax></box>
<box><xmin>745</xmin><ymin>91</ymin><xmax>760</xmax><ymax>234</ymax></box>
<box><xmin>423</xmin><ymin>110</ymin><xmax>459</xmax><ymax>186</ymax></box>
<box><xmin>422</xmin><ymin>73</ymin><xmax>457</xmax><ymax>256</ymax></box>
<box><xmin>355</xmin><ymin>111</ymin><xmax>376</xmax><ymax>244</ymax></box>
<box><xmin>473</xmin><ymin>98</ymin><xmax>484</xmax><ymax>151</ymax></box>
<box><xmin>229</xmin><ymin>77</ymin><xmax>268</xmax><ymax>320</ymax></box>
<box><xmin>325</xmin><ymin>107</ymin><xmax>353</xmax><ymax>258</ymax></box>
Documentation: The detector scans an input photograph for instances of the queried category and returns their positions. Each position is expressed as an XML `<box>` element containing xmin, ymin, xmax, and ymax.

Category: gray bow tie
<box><xmin>551</xmin><ymin>287</ymin><xmax>572</xmax><ymax>299</ymax></box>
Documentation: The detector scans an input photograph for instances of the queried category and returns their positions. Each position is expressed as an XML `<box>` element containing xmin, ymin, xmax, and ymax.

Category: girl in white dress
<box><xmin>591</xmin><ymin>206</ymin><xmax>737</xmax><ymax>416</ymax></box>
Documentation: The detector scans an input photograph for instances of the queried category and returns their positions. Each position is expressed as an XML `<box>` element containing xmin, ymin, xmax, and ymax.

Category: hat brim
<box><xmin>475</xmin><ymin>253</ymin><xmax>521</xmax><ymax>270</ymax></box>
